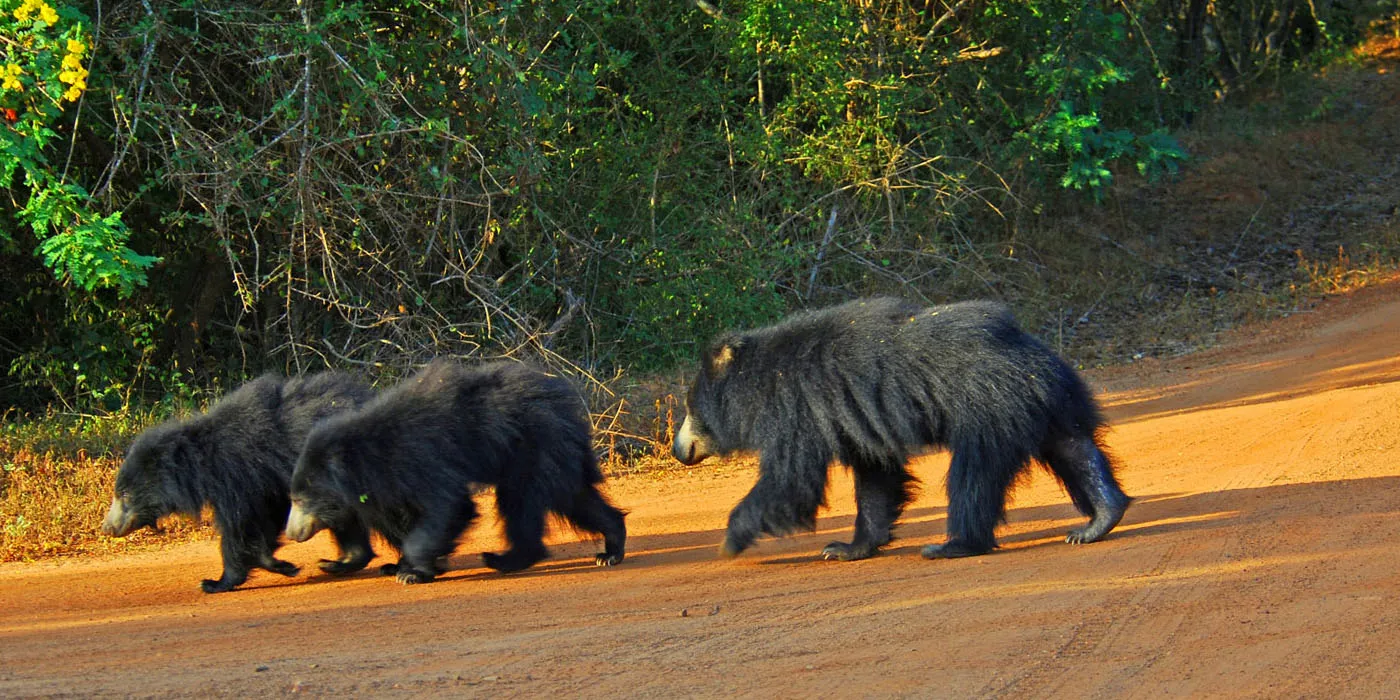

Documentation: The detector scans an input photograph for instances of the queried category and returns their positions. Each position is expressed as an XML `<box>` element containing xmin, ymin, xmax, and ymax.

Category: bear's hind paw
<box><xmin>921</xmin><ymin>540</ymin><xmax>993</xmax><ymax>559</ymax></box>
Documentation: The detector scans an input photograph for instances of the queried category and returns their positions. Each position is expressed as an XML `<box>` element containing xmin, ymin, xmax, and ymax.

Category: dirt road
<box><xmin>3</xmin><ymin>282</ymin><xmax>1400</xmax><ymax>698</ymax></box>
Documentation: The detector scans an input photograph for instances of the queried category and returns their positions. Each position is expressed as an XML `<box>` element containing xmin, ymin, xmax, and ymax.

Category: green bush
<box><xmin>0</xmin><ymin>0</ymin><xmax>158</xmax><ymax>296</ymax></box>
<box><xmin>0</xmin><ymin>0</ymin><xmax>1367</xmax><ymax>410</ymax></box>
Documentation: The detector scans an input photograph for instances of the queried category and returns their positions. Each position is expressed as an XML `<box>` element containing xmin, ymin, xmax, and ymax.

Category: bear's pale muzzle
<box><xmin>100</xmin><ymin>497</ymin><xmax>136</xmax><ymax>537</ymax></box>
<box><xmin>284</xmin><ymin>502</ymin><xmax>322</xmax><ymax>542</ymax></box>
<box><xmin>671</xmin><ymin>415</ymin><xmax>713</xmax><ymax>465</ymax></box>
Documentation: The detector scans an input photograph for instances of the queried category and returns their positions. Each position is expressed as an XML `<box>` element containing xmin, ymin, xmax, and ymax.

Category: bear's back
<box><xmin>199</xmin><ymin>375</ymin><xmax>290</xmax><ymax>459</ymax></box>
<box><xmin>728</xmin><ymin>297</ymin><xmax>1074</xmax><ymax>438</ymax></box>
<box><xmin>122</xmin><ymin>375</ymin><xmax>294</xmax><ymax>500</ymax></box>
<box><xmin>279</xmin><ymin>371</ymin><xmax>375</xmax><ymax>442</ymax></box>
<box><xmin>735</xmin><ymin>297</ymin><xmax>1023</xmax><ymax>370</ymax></box>
<box><xmin>329</xmin><ymin>359</ymin><xmax>583</xmax><ymax>459</ymax></box>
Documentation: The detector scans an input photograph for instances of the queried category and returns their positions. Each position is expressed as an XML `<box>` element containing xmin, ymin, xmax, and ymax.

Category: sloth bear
<box><xmin>101</xmin><ymin>372</ymin><xmax>377</xmax><ymax>592</ymax></box>
<box><xmin>285</xmin><ymin>359</ymin><xmax>627</xmax><ymax>584</ymax></box>
<box><xmin>672</xmin><ymin>297</ymin><xmax>1130</xmax><ymax>561</ymax></box>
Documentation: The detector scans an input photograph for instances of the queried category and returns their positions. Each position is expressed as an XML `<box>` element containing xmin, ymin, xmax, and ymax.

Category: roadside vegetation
<box><xmin>3</xmin><ymin>1</ymin><xmax>1399</xmax><ymax>561</ymax></box>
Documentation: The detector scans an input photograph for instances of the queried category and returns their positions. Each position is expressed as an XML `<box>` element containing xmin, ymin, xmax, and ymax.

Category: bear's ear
<box><xmin>705</xmin><ymin>336</ymin><xmax>745</xmax><ymax>377</ymax></box>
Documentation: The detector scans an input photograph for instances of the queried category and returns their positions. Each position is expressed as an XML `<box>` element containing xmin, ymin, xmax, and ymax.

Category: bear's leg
<box><xmin>822</xmin><ymin>461</ymin><xmax>916</xmax><ymax>561</ymax></box>
<box><xmin>393</xmin><ymin>500</ymin><xmax>477</xmax><ymax>584</ymax></box>
<box><xmin>483</xmin><ymin>484</ymin><xmax>550</xmax><ymax>573</ymax></box>
<box><xmin>319</xmin><ymin>519</ymin><xmax>376</xmax><ymax>575</ymax></box>
<box><xmin>1042</xmin><ymin>434</ymin><xmax>1131</xmax><ymax>544</ymax></box>
<box><xmin>378</xmin><ymin>531</ymin><xmax>408</xmax><ymax>577</ymax></box>
<box><xmin>202</xmin><ymin>530</ymin><xmax>257</xmax><ymax>593</ymax></box>
<box><xmin>257</xmin><ymin>553</ymin><xmax>301</xmax><ymax>578</ymax></box>
<box><xmin>922</xmin><ymin>446</ymin><xmax>1023</xmax><ymax>559</ymax></box>
<box><xmin>377</xmin><ymin>533</ymin><xmax>450</xmax><ymax>579</ymax></box>
<box><xmin>558</xmin><ymin>486</ymin><xmax>628</xmax><ymax>567</ymax></box>
<box><xmin>252</xmin><ymin>515</ymin><xmax>300</xmax><ymax>578</ymax></box>
<box><xmin>722</xmin><ymin>447</ymin><xmax>831</xmax><ymax>558</ymax></box>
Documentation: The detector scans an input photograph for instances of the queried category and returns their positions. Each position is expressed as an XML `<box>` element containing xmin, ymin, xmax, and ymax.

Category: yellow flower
<box><xmin>2</xmin><ymin>64</ymin><xmax>23</xmax><ymax>92</ymax></box>
<box><xmin>63</xmin><ymin>84</ymin><xmax>82</xmax><ymax>102</ymax></box>
<box><xmin>62</xmin><ymin>54</ymin><xmax>83</xmax><ymax>71</ymax></box>
<box><xmin>67</xmin><ymin>39</ymin><xmax>86</xmax><ymax>56</ymax></box>
<box><xmin>14</xmin><ymin>0</ymin><xmax>57</xmax><ymax>24</ymax></box>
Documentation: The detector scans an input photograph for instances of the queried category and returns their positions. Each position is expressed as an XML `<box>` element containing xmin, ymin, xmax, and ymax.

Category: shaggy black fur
<box><xmin>672</xmin><ymin>297</ymin><xmax>1131</xmax><ymax>561</ymax></box>
<box><xmin>286</xmin><ymin>359</ymin><xmax>627</xmax><ymax>585</ymax></box>
<box><xmin>101</xmin><ymin>373</ymin><xmax>377</xmax><ymax>593</ymax></box>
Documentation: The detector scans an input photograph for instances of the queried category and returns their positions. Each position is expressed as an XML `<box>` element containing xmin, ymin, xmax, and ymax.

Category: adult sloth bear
<box><xmin>101</xmin><ymin>373</ymin><xmax>377</xmax><ymax>592</ymax></box>
<box><xmin>672</xmin><ymin>297</ymin><xmax>1130</xmax><ymax>561</ymax></box>
<box><xmin>285</xmin><ymin>359</ymin><xmax>627</xmax><ymax>585</ymax></box>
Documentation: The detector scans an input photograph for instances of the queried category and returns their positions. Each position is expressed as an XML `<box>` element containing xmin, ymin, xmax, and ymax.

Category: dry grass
<box><xmin>596</xmin><ymin>375</ymin><xmax>688</xmax><ymax>477</ymax></box>
<box><xmin>0</xmin><ymin>412</ymin><xmax>212</xmax><ymax>563</ymax></box>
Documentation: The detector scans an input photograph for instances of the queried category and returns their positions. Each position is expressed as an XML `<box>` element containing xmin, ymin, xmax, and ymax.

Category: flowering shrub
<box><xmin>0</xmin><ymin>0</ymin><xmax>155</xmax><ymax>296</ymax></box>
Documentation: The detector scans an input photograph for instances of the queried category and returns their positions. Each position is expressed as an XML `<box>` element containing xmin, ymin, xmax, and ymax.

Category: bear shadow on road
<box><xmin>403</xmin><ymin>475</ymin><xmax>1400</xmax><ymax>580</ymax></box>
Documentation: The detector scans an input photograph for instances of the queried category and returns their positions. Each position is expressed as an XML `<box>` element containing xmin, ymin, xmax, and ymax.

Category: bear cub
<box><xmin>102</xmin><ymin>372</ymin><xmax>377</xmax><ymax>593</ymax></box>
<box><xmin>286</xmin><ymin>359</ymin><xmax>627</xmax><ymax>584</ymax></box>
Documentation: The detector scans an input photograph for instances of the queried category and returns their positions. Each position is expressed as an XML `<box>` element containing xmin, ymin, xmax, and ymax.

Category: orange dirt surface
<box><xmin>4</xmin><ymin>281</ymin><xmax>1400</xmax><ymax>698</ymax></box>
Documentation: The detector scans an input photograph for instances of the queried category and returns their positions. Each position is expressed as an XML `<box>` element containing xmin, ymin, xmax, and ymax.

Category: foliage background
<box><xmin>4</xmin><ymin>0</ymin><xmax>1400</xmax><ymax>560</ymax></box>
<box><xmin>0</xmin><ymin>0</ymin><xmax>1389</xmax><ymax>410</ymax></box>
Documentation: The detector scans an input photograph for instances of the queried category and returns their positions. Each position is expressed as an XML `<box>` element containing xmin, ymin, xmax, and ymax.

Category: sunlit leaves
<box><xmin>1</xmin><ymin>0</ymin><xmax>156</xmax><ymax>296</ymax></box>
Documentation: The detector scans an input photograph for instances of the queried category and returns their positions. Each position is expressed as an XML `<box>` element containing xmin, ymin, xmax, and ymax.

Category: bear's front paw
<box><xmin>481</xmin><ymin>551</ymin><xmax>527</xmax><ymax>573</ymax></box>
<box><xmin>265</xmin><ymin>559</ymin><xmax>300</xmax><ymax>577</ymax></box>
<box><xmin>200</xmin><ymin>578</ymin><xmax>236</xmax><ymax>594</ymax></box>
<box><xmin>482</xmin><ymin>549</ymin><xmax>545</xmax><ymax>573</ymax></box>
<box><xmin>820</xmin><ymin>541</ymin><xmax>875</xmax><ymax>561</ymax></box>
<box><xmin>594</xmin><ymin>552</ymin><xmax>623</xmax><ymax>567</ymax></box>
<box><xmin>1065</xmin><ymin>527</ymin><xmax>1093</xmax><ymax>545</ymax></box>
<box><xmin>318</xmin><ymin>558</ymin><xmax>368</xmax><ymax>575</ymax></box>
<box><xmin>395</xmin><ymin>568</ymin><xmax>435</xmax><ymax>585</ymax></box>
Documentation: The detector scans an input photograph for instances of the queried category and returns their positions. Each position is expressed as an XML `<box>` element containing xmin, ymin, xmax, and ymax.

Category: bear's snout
<box><xmin>672</xmin><ymin>438</ymin><xmax>695</xmax><ymax>464</ymax></box>
<box><xmin>671</xmin><ymin>415</ymin><xmax>712</xmax><ymax>465</ymax></box>
<box><xmin>100</xmin><ymin>496</ymin><xmax>136</xmax><ymax>537</ymax></box>
<box><xmin>284</xmin><ymin>502</ymin><xmax>323</xmax><ymax>542</ymax></box>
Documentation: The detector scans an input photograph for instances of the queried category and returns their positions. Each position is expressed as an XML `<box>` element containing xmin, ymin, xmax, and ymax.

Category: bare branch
<box><xmin>805</xmin><ymin>206</ymin><xmax>839</xmax><ymax>300</ymax></box>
